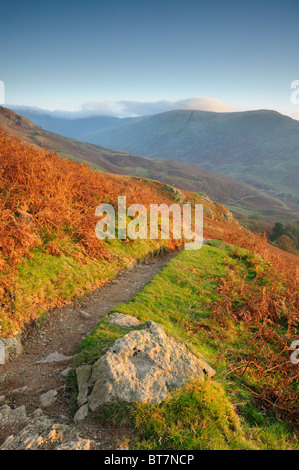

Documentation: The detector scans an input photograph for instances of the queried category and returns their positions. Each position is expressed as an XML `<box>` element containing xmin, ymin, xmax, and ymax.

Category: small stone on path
<box><xmin>39</xmin><ymin>389</ymin><xmax>58</xmax><ymax>407</ymax></box>
<box><xmin>36</xmin><ymin>351</ymin><xmax>74</xmax><ymax>364</ymax></box>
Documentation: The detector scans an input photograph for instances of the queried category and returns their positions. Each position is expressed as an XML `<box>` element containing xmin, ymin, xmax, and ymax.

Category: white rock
<box><xmin>60</xmin><ymin>367</ymin><xmax>72</xmax><ymax>377</ymax></box>
<box><xmin>0</xmin><ymin>405</ymin><xmax>93</xmax><ymax>450</ymax></box>
<box><xmin>0</xmin><ymin>405</ymin><xmax>27</xmax><ymax>425</ymax></box>
<box><xmin>87</xmin><ymin>321</ymin><xmax>215</xmax><ymax>411</ymax></box>
<box><xmin>39</xmin><ymin>389</ymin><xmax>58</xmax><ymax>407</ymax></box>
<box><xmin>36</xmin><ymin>351</ymin><xmax>74</xmax><ymax>364</ymax></box>
<box><xmin>73</xmin><ymin>403</ymin><xmax>89</xmax><ymax>422</ymax></box>
<box><xmin>79</xmin><ymin>310</ymin><xmax>92</xmax><ymax>319</ymax></box>
<box><xmin>8</xmin><ymin>386</ymin><xmax>27</xmax><ymax>396</ymax></box>
<box><xmin>0</xmin><ymin>336</ymin><xmax>22</xmax><ymax>362</ymax></box>
<box><xmin>108</xmin><ymin>312</ymin><xmax>141</xmax><ymax>327</ymax></box>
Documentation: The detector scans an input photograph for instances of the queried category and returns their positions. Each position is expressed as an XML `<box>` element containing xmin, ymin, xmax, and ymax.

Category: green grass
<box><xmin>132</xmin><ymin>379</ymin><xmax>252</xmax><ymax>450</ymax></box>
<box><xmin>75</xmin><ymin>244</ymin><xmax>298</xmax><ymax>450</ymax></box>
<box><xmin>87</xmin><ymin>109</ymin><xmax>299</xmax><ymax>199</ymax></box>
<box><xmin>1</xmin><ymin>232</ymin><xmax>170</xmax><ymax>336</ymax></box>
<box><xmin>75</xmin><ymin>316</ymin><xmax>138</xmax><ymax>366</ymax></box>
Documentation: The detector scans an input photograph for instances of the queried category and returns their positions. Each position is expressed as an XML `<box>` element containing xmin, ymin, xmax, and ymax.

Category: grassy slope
<box><xmin>87</xmin><ymin>109</ymin><xmax>299</xmax><ymax>199</ymax></box>
<box><xmin>76</xmin><ymin>243</ymin><xmax>299</xmax><ymax>450</ymax></box>
<box><xmin>1</xmin><ymin>106</ymin><xmax>298</xmax><ymax>226</ymax></box>
<box><xmin>10</xmin><ymin>238</ymin><xmax>169</xmax><ymax>336</ymax></box>
<box><xmin>0</xmin><ymin>126</ymin><xmax>245</xmax><ymax>337</ymax></box>
<box><xmin>1</xmin><ymin>112</ymin><xmax>298</xmax><ymax>449</ymax></box>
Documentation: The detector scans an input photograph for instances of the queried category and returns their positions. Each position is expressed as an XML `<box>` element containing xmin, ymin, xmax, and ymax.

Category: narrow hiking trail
<box><xmin>0</xmin><ymin>249</ymin><xmax>179</xmax><ymax>449</ymax></box>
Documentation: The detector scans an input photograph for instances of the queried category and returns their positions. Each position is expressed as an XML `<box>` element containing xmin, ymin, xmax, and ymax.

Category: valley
<box><xmin>0</xmin><ymin>106</ymin><xmax>298</xmax><ymax>451</ymax></box>
<box><xmin>3</xmin><ymin>106</ymin><xmax>299</xmax><ymax>228</ymax></box>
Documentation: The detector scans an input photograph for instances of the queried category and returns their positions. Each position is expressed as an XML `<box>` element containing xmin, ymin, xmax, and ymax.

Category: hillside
<box><xmin>0</xmin><ymin>127</ymin><xmax>246</xmax><ymax>338</ymax></box>
<box><xmin>75</xmin><ymin>242</ymin><xmax>299</xmax><ymax>448</ymax></box>
<box><xmin>1</xmin><ymin>237</ymin><xmax>298</xmax><ymax>450</ymax></box>
<box><xmin>2</xmin><ymin>106</ymin><xmax>299</xmax><ymax>227</ymax></box>
<box><xmin>0</xmin><ymin>127</ymin><xmax>298</xmax><ymax>451</ymax></box>
<box><xmin>56</xmin><ymin>109</ymin><xmax>299</xmax><ymax>200</ymax></box>
<box><xmin>9</xmin><ymin>107</ymin><xmax>141</xmax><ymax>140</ymax></box>
<box><xmin>1</xmin><ymin>123</ymin><xmax>297</xmax><ymax>337</ymax></box>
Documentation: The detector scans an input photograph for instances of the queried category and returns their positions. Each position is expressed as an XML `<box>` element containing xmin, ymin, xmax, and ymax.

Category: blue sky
<box><xmin>1</xmin><ymin>0</ymin><xmax>299</xmax><ymax>118</ymax></box>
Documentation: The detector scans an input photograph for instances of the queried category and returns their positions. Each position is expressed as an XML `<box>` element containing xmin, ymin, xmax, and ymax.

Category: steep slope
<box><xmin>1</xmin><ymin>106</ymin><xmax>299</xmax><ymax>226</ymax></box>
<box><xmin>0</xmin><ymin>127</ymin><xmax>298</xmax><ymax>451</ymax></box>
<box><xmin>0</xmin><ymin>126</ymin><xmax>247</xmax><ymax>338</ymax></box>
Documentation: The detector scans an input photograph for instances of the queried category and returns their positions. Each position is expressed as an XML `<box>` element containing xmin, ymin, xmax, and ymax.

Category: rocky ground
<box><xmin>0</xmin><ymin>250</ymin><xmax>178</xmax><ymax>450</ymax></box>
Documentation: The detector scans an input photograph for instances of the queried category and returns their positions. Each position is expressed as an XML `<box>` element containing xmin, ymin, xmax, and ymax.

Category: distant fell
<box><xmin>1</xmin><ymin>106</ymin><xmax>299</xmax><ymax>226</ymax></box>
<box><xmin>46</xmin><ymin>108</ymin><xmax>298</xmax><ymax>199</ymax></box>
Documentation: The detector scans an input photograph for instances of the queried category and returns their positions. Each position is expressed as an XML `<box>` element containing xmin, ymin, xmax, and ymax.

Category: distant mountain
<box><xmin>13</xmin><ymin>107</ymin><xmax>299</xmax><ymax>200</ymax></box>
<box><xmin>93</xmin><ymin>109</ymin><xmax>299</xmax><ymax>196</ymax></box>
<box><xmin>1</xmin><ymin>106</ymin><xmax>299</xmax><ymax>227</ymax></box>
<box><xmin>9</xmin><ymin>106</ymin><xmax>141</xmax><ymax>140</ymax></box>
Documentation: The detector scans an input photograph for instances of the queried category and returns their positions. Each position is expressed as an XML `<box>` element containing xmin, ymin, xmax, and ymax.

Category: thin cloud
<box><xmin>291</xmin><ymin>110</ymin><xmax>299</xmax><ymax>121</ymax></box>
<box><xmin>176</xmin><ymin>97</ymin><xmax>236</xmax><ymax>112</ymax></box>
<box><xmin>109</xmin><ymin>96</ymin><xmax>236</xmax><ymax>117</ymax></box>
<box><xmin>8</xmin><ymin>96</ymin><xmax>236</xmax><ymax>118</ymax></box>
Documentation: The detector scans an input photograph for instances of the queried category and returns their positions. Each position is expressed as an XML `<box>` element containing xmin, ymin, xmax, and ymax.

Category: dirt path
<box><xmin>0</xmin><ymin>249</ymin><xmax>178</xmax><ymax>449</ymax></box>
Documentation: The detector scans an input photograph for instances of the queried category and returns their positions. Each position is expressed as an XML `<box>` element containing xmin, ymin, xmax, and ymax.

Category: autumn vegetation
<box><xmin>0</xmin><ymin>124</ymin><xmax>298</xmax><ymax>448</ymax></box>
<box><xmin>269</xmin><ymin>221</ymin><xmax>299</xmax><ymax>255</ymax></box>
<box><xmin>77</xmin><ymin>243</ymin><xmax>299</xmax><ymax>448</ymax></box>
<box><xmin>0</xmin><ymin>128</ymin><xmax>298</xmax><ymax>337</ymax></box>
<box><xmin>0</xmin><ymin>128</ymin><xmax>247</xmax><ymax>336</ymax></box>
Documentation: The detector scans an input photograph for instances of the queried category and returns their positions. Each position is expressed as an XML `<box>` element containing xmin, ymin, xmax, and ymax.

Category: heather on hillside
<box><xmin>2</xmin><ymin>106</ymin><xmax>299</xmax><ymax>228</ymax></box>
<box><xmin>0</xmin><ymin>131</ymin><xmax>177</xmax><ymax>335</ymax></box>
<box><xmin>0</xmin><ymin>130</ymin><xmax>239</xmax><ymax>336</ymax></box>
<box><xmin>0</xmin><ymin>128</ymin><xmax>298</xmax><ymax>338</ymax></box>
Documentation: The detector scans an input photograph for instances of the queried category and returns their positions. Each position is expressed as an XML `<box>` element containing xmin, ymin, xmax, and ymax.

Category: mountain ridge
<box><xmin>1</xmin><ymin>106</ymin><xmax>299</xmax><ymax>227</ymax></box>
<box><xmin>86</xmin><ymin>109</ymin><xmax>299</xmax><ymax>196</ymax></box>
<box><xmin>11</xmin><ymin>106</ymin><xmax>299</xmax><ymax>199</ymax></box>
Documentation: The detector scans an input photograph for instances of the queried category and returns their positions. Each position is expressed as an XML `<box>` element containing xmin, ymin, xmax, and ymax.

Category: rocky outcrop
<box><xmin>0</xmin><ymin>335</ymin><xmax>23</xmax><ymax>364</ymax></box>
<box><xmin>76</xmin><ymin>315</ymin><xmax>215</xmax><ymax>415</ymax></box>
<box><xmin>223</xmin><ymin>210</ymin><xmax>234</xmax><ymax>222</ymax></box>
<box><xmin>0</xmin><ymin>405</ymin><xmax>93</xmax><ymax>450</ymax></box>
